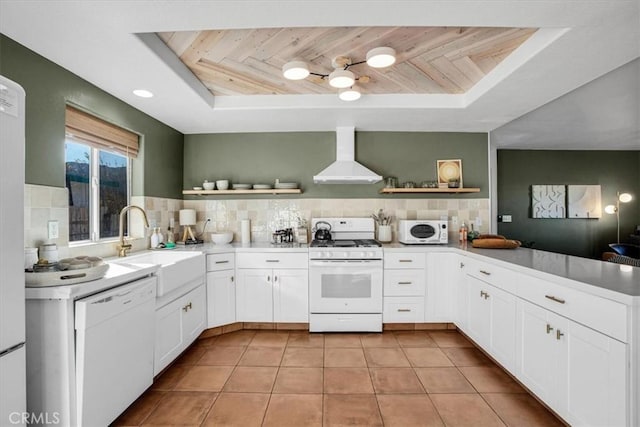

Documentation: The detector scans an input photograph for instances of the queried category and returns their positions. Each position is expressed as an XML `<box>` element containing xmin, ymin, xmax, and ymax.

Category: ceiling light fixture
<box><xmin>366</xmin><ymin>47</ymin><xmax>396</xmax><ymax>68</ymax></box>
<box><xmin>133</xmin><ymin>89</ymin><xmax>154</xmax><ymax>98</ymax></box>
<box><xmin>281</xmin><ymin>46</ymin><xmax>396</xmax><ymax>101</ymax></box>
<box><xmin>338</xmin><ymin>86</ymin><xmax>362</xmax><ymax>101</ymax></box>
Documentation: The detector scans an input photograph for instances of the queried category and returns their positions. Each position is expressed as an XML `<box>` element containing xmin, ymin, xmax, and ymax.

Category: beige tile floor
<box><xmin>112</xmin><ymin>330</ymin><xmax>565</xmax><ymax>426</ymax></box>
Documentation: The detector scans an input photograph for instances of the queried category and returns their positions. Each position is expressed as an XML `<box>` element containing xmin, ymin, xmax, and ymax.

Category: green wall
<box><xmin>184</xmin><ymin>131</ymin><xmax>489</xmax><ymax>198</ymax></box>
<box><xmin>0</xmin><ymin>34</ymin><xmax>184</xmax><ymax>199</ymax></box>
<box><xmin>497</xmin><ymin>150</ymin><xmax>640</xmax><ymax>259</ymax></box>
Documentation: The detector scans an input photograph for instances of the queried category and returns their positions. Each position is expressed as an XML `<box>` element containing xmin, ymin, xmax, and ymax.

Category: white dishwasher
<box><xmin>74</xmin><ymin>276</ymin><xmax>156</xmax><ymax>426</ymax></box>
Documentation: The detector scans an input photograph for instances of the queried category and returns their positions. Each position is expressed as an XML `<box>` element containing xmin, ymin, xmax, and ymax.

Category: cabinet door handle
<box><xmin>266</xmin><ymin>259</ymin><xmax>280</xmax><ymax>263</ymax></box>
<box><xmin>183</xmin><ymin>302</ymin><xmax>192</xmax><ymax>312</ymax></box>
<box><xmin>230</xmin><ymin>276</ymin><xmax>234</xmax><ymax>283</ymax></box>
<box><xmin>479</xmin><ymin>270</ymin><xmax>491</xmax><ymax>276</ymax></box>
<box><xmin>399</xmin><ymin>259</ymin><xmax>413</xmax><ymax>263</ymax></box>
<box><xmin>215</xmin><ymin>260</ymin><xmax>229</xmax><ymax>264</ymax></box>
<box><xmin>556</xmin><ymin>330</ymin><xmax>564</xmax><ymax>340</ymax></box>
<box><xmin>480</xmin><ymin>290</ymin><xmax>489</xmax><ymax>299</ymax></box>
<box><xmin>546</xmin><ymin>324</ymin><xmax>554</xmax><ymax>334</ymax></box>
<box><xmin>545</xmin><ymin>295</ymin><xmax>566</xmax><ymax>304</ymax></box>
<box><xmin>397</xmin><ymin>281</ymin><xmax>413</xmax><ymax>285</ymax></box>
<box><xmin>460</xmin><ymin>262</ymin><xmax>465</xmax><ymax>268</ymax></box>
<box><xmin>267</xmin><ymin>276</ymin><xmax>271</xmax><ymax>282</ymax></box>
<box><xmin>397</xmin><ymin>309</ymin><xmax>411</xmax><ymax>312</ymax></box>
<box><xmin>274</xmin><ymin>276</ymin><xmax>278</xmax><ymax>282</ymax></box>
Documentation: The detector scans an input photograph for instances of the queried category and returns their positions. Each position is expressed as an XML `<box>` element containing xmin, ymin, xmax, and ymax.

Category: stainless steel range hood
<box><xmin>313</xmin><ymin>127</ymin><xmax>382</xmax><ymax>184</ymax></box>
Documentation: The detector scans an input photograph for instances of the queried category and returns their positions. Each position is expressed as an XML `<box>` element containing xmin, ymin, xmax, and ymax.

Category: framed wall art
<box><xmin>531</xmin><ymin>185</ymin><xmax>566</xmax><ymax>218</ymax></box>
<box><xmin>567</xmin><ymin>185</ymin><xmax>602</xmax><ymax>218</ymax></box>
<box><xmin>437</xmin><ymin>159</ymin><xmax>463</xmax><ymax>188</ymax></box>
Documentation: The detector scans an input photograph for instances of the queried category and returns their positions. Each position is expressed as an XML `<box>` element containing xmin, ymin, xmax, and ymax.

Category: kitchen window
<box><xmin>64</xmin><ymin>106</ymin><xmax>139</xmax><ymax>243</ymax></box>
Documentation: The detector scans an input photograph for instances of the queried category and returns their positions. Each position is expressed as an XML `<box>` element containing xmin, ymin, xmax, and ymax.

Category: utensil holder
<box><xmin>377</xmin><ymin>225</ymin><xmax>392</xmax><ymax>243</ymax></box>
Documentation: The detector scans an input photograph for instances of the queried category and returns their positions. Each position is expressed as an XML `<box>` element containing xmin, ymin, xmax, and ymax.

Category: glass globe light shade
<box><xmin>604</xmin><ymin>205</ymin><xmax>617</xmax><ymax>214</ymax></box>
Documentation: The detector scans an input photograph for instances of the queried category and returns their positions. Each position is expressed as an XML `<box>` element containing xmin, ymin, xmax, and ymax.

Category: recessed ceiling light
<box><xmin>133</xmin><ymin>89</ymin><xmax>154</xmax><ymax>98</ymax></box>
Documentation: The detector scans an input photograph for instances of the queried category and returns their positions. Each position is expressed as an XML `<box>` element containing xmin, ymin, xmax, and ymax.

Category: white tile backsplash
<box><xmin>25</xmin><ymin>183</ymin><xmax>490</xmax><ymax>250</ymax></box>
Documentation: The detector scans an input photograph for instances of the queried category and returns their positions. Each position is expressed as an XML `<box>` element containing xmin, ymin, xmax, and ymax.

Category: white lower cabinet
<box><xmin>466</xmin><ymin>274</ymin><xmax>517</xmax><ymax>370</ymax></box>
<box><xmin>236</xmin><ymin>252</ymin><xmax>309</xmax><ymax>323</ymax></box>
<box><xmin>206</xmin><ymin>253</ymin><xmax>236</xmax><ymax>328</ymax></box>
<box><xmin>425</xmin><ymin>252</ymin><xmax>456</xmax><ymax>321</ymax></box>
<box><xmin>383</xmin><ymin>252</ymin><xmax>425</xmax><ymax>323</ymax></box>
<box><xmin>517</xmin><ymin>299</ymin><xmax>627</xmax><ymax>426</ymax></box>
<box><xmin>154</xmin><ymin>283</ymin><xmax>206</xmax><ymax>375</ymax></box>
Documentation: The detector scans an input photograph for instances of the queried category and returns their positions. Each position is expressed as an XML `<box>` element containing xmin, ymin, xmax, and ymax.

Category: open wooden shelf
<box><xmin>380</xmin><ymin>187</ymin><xmax>481</xmax><ymax>194</ymax></box>
<box><xmin>183</xmin><ymin>189</ymin><xmax>302</xmax><ymax>196</ymax></box>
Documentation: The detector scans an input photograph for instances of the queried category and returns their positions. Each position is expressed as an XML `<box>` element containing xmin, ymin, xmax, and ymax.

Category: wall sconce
<box><xmin>604</xmin><ymin>192</ymin><xmax>633</xmax><ymax>243</ymax></box>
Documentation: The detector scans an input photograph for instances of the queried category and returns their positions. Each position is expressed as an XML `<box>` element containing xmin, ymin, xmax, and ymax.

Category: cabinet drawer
<box><xmin>384</xmin><ymin>269</ymin><xmax>425</xmax><ymax>296</ymax></box>
<box><xmin>384</xmin><ymin>252</ymin><xmax>426</xmax><ymax>269</ymax></box>
<box><xmin>236</xmin><ymin>252</ymin><xmax>308</xmax><ymax>269</ymax></box>
<box><xmin>384</xmin><ymin>297</ymin><xmax>425</xmax><ymax>323</ymax></box>
<box><xmin>465</xmin><ymin>259</ymin><xmax>518</xmax><ymax>293</ymax></box>
<box><xmin>517</xmin><ymin>276</ymin><xmax>628</xmax><ymax>342</ymax></box>
<box><xmin>206</xmin><ymin>253</ymin><xmax>235</xmax><ymax>271</ymax></box>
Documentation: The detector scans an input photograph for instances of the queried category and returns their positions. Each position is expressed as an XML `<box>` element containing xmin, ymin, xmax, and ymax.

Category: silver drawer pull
<box><xmin>545</xmin><ymin>295</ymin><xmax>566</xmax><ymax>304</ymax></box>
<box><xmin>399</xmin><ymin>259</ymin><xmax>413</xmax><ymax>263</ymax></box>
<box><xmin>397</xmin><ymin>309</ymin><xmax>411</xmax><ymax>312</ymax></box>
<box><xmin>215</xmin><ymin>260</ymin><xmax>229</xmax><ymax>264</ymax></box>
<box><xmin>266</xmin><ymin>259</ymin><xmax>280</xmax><ymax>263</ymax></box>
<box><xmin>397</xmin><ymin>281</ymin><xmax>413</xmax><ymax>285</ymax></box>
<box><xmin>479</xmin><ymin>270</ymin><xmax>491</xmax><ymax>275</ymax></box>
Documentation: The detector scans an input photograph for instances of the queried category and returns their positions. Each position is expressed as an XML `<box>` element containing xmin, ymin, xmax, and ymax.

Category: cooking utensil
<box><xmin>313</xmin><ymin>221</ymin><xmax>332</xmax><ymax>241</ymax></box>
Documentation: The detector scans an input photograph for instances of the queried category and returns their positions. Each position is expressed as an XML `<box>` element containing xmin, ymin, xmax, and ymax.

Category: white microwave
<box><xmin>398</xmin><ymin>220</ymin><xmax>448</xmax><ymax>245</ymax></box>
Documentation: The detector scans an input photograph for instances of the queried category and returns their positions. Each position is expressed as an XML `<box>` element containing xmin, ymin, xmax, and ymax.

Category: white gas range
<box><xmin>308</xmin><ymin>218</ymin><xmax>383</xmax><ymax>332</ymax></box>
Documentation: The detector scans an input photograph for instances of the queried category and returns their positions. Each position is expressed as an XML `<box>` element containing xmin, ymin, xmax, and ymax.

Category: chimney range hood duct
<box><xmin>313</xmin><ymin>127</ymin><xmax>382</xmax><ymax>184</ymax></box>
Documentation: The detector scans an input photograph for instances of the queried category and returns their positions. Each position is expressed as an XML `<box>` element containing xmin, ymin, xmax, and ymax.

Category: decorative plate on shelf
<box><xmin>252</xmin><ymin>184</ymin><xmax>273</xmax><ymax>189</ymax></box>
<box><xmin>274</xmin><ymin>182</ymin><xmax>299</xmax><ymax>189</ymax></box>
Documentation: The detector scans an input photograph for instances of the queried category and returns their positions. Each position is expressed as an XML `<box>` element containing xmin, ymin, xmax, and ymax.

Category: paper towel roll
<box><xmin>241</xmin><ymin>219</ymin><xmax>251</xmax><ymax>244</ymax></box>
<box><xmin>179</xmin><ymin>209</ymin><xmax>196</xmax><ymax>226</ymax></box>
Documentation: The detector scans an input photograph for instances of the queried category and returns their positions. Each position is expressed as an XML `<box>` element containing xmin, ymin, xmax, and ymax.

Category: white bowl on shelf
<box><xmin>210</xmin><ymin>232</ymin><xmax>233</xmax><ymax>245</ymax></box>
<box><xmin>203</xmin><ymin>181</ymin><xmax>215</xmax><ymax>190</ymax></box>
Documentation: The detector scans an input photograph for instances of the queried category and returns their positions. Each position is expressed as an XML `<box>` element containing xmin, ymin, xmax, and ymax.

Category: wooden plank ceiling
<box><xmin>157</xmin><ymin>26</ymin><xmax>537</xmax><ymax>96</ymax></box>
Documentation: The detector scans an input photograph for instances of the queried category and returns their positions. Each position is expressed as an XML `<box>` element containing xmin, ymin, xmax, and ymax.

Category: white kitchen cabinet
<box><xmin>236</xmin><ymin>269</ymin><xmax>273</xmax><ymax>322</ymax></box>
<box><xmin>425</xmin><ymin>252</ymin><xmax>455</xmax><ymax>322</ymax></box>
<box><xmin>517</xmin><ymin>299</ymin><xmax>627</xmax><ymax>426</ymax></box>
<box><xmin>466</xmin><ymin>274</ymin><xmax>517</xmax><ymax>371</ymax></box>
<box><xmin>236</xmin><ymin>252</ymin><xmax>308</xmax><ymax>323</ymax></box>
<box><xmin>154</xmin><ymin>283</ymin><xmax>206</xmax><ymax>375</ymax></box>
<box><xmin>206</xmin><ymin>253</ymin><xmax>236</xmax><ymax>328</ymax></box>
<box><xmin>383</xmin><ymin>252</ymin><xmax>425</xmax><ymax>323</ymax></box>
<box><xmin>273</xmin><ymin>269</ymin><xmax>309</xmax><ymax>322</ymax></box>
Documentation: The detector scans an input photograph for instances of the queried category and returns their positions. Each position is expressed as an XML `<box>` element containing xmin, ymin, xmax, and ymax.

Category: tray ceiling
<box><xmin>158</xmin><ymin>26</ymin><xmax>536</xmax><ymax>96</ymax></box>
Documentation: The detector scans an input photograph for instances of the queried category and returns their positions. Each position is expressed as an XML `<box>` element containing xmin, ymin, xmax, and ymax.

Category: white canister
<box><xmin>241</xmin><ymin>219</ymin><xmax>251</xmax><ymax>244</ymax></box>
<box><xmin>39</xmin><ymin>243</ymin><xmax>59</xmax><ymax>263</ymax></box>
<box><xmin>24</xmin><ymin>247</ymin><xmax>38</xmax><ymax>270</ymax></box>
<box><xmin>377</xmin><ymin>225</ymin><xmax>392</xmax><ymax>243</ymax></box>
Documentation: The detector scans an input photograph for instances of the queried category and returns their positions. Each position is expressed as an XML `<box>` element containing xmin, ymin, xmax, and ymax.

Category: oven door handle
<box><xmin>309</xmin><ymin>260</ymin><xmax>383</xmax><ymax>267</ymax></box>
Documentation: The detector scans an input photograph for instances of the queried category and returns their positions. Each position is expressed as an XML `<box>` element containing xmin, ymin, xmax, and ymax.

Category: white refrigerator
<box><xmin>0</xmin><ymin>75</ymin><xmax>27</xmax><ymax>426</ymax></box>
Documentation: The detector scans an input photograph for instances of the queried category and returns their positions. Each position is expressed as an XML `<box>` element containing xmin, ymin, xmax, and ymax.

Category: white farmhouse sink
<box><xmin>110</xmin><ymin>251</ymin><xmax>205</xmax><ymax>297</ymax></box>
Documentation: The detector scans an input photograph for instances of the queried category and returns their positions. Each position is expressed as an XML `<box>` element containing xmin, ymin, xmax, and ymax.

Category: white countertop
<box><xmin>26</xmin><ymin>242</ymin><xmax>638</xmax><ymax>302</ymax></box>
<box><xmin>25</xmin><ymin>262</ymin><xmax>158</xmax><ymax>300</ymax></box>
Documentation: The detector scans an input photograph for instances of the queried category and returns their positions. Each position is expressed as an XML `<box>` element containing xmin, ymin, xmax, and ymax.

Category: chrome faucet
<box><xmin>117</xmin><ymin>205</ymin><xmax>150</xmax><ymax>257</ymax></box>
